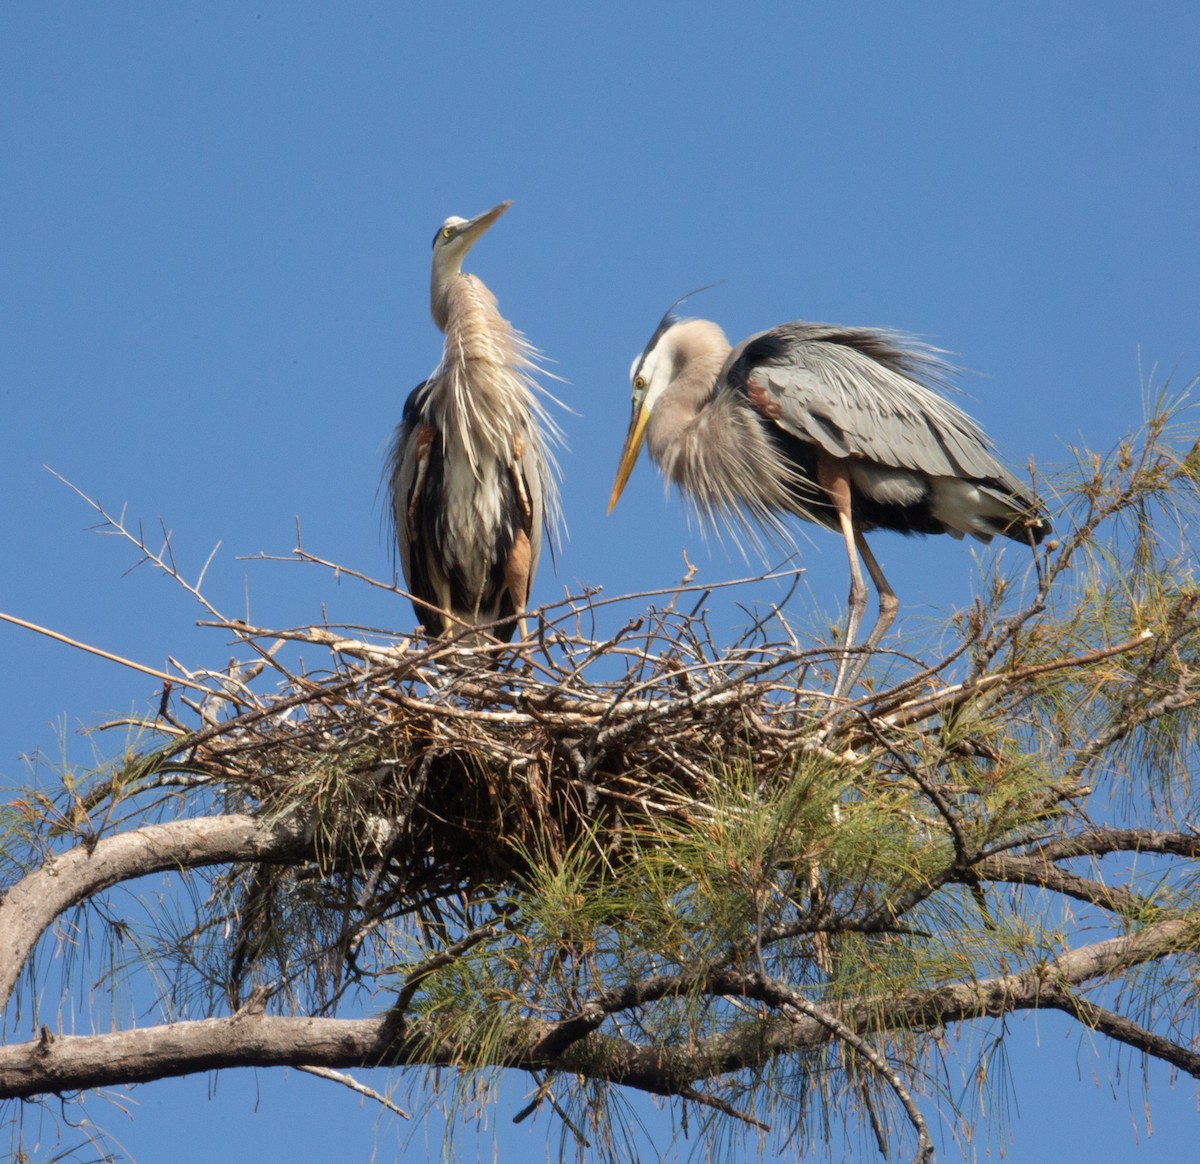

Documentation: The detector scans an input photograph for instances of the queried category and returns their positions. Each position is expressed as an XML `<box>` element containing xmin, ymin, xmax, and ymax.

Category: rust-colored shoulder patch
<box><xmin>413</xmin><ymin>423</ymin><xmax>437</xmax><ymax>453</ymax></box>
<box><xmin>745</xmin><ymin>377</ymin><xmax>783</xmax><ymax>421</ymax></box>
<box><xmin>406</xmin><ymin>424</ymin><xmax>437</xmax><ymax>540</ymax></box>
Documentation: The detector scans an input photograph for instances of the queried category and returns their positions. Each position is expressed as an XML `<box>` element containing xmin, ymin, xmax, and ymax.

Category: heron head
<box><xmin>607</xmin><ymin>321</ymin><xmax>682</xmax><ymax>514</ymax></box>
<box><xmin>429</xmin><ymin>201</ymin><xmax>511</xmax><ymax>330</ymax></box>
<box><xmin>608</xmin><ymin>314</ymin><xmax>731</xmax><ymax>514</ymax></box>
<box><xmin>431</xmin><ymin>201</ymin><xmax>510</xmax><ymax>278</ymax></box>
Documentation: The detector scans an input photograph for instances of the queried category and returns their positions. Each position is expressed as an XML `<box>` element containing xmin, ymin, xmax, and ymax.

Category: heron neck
<box><xmin>645</xmin><ymin>335</ymin><xmax>730</xmax><ymax>469</ymax></box>
<box><xmin>644</xmin><ymin>323</ymin><xmax>797</xmax><ymax>523</ymax></box>
<box><xmin>434</xmin><ymin>274</ymin><xmax>511</xmax><ymax>366</ymax></box>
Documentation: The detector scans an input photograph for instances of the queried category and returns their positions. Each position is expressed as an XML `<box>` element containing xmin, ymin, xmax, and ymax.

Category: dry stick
<box><xmin>964</xmin><ymin>415</ymin><xmax>1189</xmax><ymax>686</ymax></box>
<box><xmin>1035</xmin><ymin>683</ymin><xmax>1192</xmax><ymax>806</ymax></box>
<box><xmin>851</xmin><ymin>621</ymin><xmax>982</xmax><ymax>721</ymax></box>
<box><xmin>243</xmin><ymin>547</ymin><xmax>408</xmax><ymax>596</ymax></box>
<box><xmin>386</xmin><ymin>918</ymin><xmax>505</xmax><ymax>1021</ymax></box>
<box><xmin>879</xmin><ymin>629</ymin><xmax>1154</xmax><ymax>730</ymax></box>
<box><xmin>47</xmin><ymin>468</ymin><xmax>226</xmax><ymax>620</ymax></box>
<box><xmin>860</xmin><ymin>717</ymin><xmax>973</xmax><ymax>863</ymax></box>
<box><xmin>0</xmin><ymin>611</ymin><xmax>215</xmax><ymax>695</ymax></box>
<box><xmin>255</xmin><ymin>544</ymin><xmax>802</xmax><ymax>639</ymax></box>
<box><xmin>1066</xmin><ymin>665</ymin><xmax>1200</xmax><ymax>782</ymax></box>
<box><xmin>537</xmin><ymin>564</ymin><xmax>806</xmax><ymax>630</ymax></box>
<box><xmin>675</xmin><ymin>1084</ymin><xmax>771</xmax><ymax>1134</ymax></box>
<box><xmin>512</xmin><ymin>1072</ymin><xmax>593</xmax><ymax>1146</ymax></box>
<box><xmin>590</xmin><ymin>651</ymin><xmax>817</xmax><ymax>753</ymax></box>
<box><xmin>295</xmin><ymin>1064</ymin><xmax>412</xmax><ymax>1119</ymax></box>
<box><xmin>47</xmin><ymin>470</ymin><xmax>315</xmax><ymax>686</ymax></box>
<box><xmin>158</xmin><ymin>628</ymin><xmax>484</xmax><ymax>759</ymax></box>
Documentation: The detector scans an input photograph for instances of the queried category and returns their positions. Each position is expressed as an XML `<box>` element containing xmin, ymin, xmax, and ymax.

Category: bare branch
<box><xmin>295</xmin><ymin>1065</ymin><xmax>413</xmax><ymax>1119</ymax></box>
<box><xmin>2</xmin><ymin>920</ymin><xmax>1194</xmax><ymax>1104</ymax></box>
<box><xmin>1039</xmin><ymin>986</ymin><xmax>1200</xmax><ymax>1077</ymax></box>
<box><xmin>0</xmin><ymin>611</ymin><xmax>215</xmax><ymax>695</ymax></box>
<box><xmin>0</xmin><ymin>813</ymin><xmax>322</xmax><ymax>1010</ymax></box>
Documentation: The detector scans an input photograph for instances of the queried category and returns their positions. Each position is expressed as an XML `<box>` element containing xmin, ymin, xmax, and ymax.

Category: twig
<box><xmin>0</xmin><ymin>611</ymin><xmax>215</xmax><ymax>695</ymax></box>
<box><xmin>512</xmin><ymin>1071</ymin><xmax>593</xmax><ymax>1146</ymax></box>
<box><xmin>880</xmin><ymin>629</ymin><xmax>1154</xmax><ymax>729</ymax></box>
<box><xmin>676</xmin><ymin>1084</ymin><xmax>771</xmax><ymax>1133</ymax></box>
<box><xmin>387</xmin><ymin>919</ymin><xmax>505</xmax><ymax>1021</ymax></box>
<box><xmin>295</xmin><ymin>1065</ymin><xmax>412</xmax><ymax>1118</ymax></box>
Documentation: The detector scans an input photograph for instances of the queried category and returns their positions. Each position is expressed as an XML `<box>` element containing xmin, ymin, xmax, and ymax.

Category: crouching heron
<box><xmin>387</xmin><ymin>202</ymin><xmax>559</xmax><ymax>642</ymax></box>
<box><xmin>608</xmin><ymin>306</ymin><xmax>1050</xmax><ymax>698</ymax></box>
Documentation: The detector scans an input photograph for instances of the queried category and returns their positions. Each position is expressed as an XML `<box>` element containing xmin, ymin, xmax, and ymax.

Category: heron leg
<box><xmin>834</xmin><ymin>531</ymin><xmax>898</xmax><ymax>698</ymax></box>
<box><xmin>817</xmin><ymin>458</ymin><xmax>868</xmax><ymax>702</ymax></box>
<box><xmin>503</xmin><ymin>529</ymin><xmax>533</xmax><ymax>641</ymax></box>
<box><xmin>832</xmin><ymin>513</ymin><xmax>868</xmax><ymax>702</ymax></box>
<box><xmin>503</xmin><ymin>451</ymin><xmax>537</xmax><ymax>642</ymax></box>
<box><xmin>855</xmin><ymin>532</ymin><xmax>898</xmax><ymax>653</ymax></box>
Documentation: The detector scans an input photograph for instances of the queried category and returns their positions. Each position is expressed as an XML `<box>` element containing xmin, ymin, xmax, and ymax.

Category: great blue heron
<box><xmin>608</xmin><ymin>309</ymin><xmax>1050</xmax><ymax>697</ymax></box>
<box><xmin>387</xmin><ymin>201</ymin><xmax>558</xmax><ymax>642</ymax></box>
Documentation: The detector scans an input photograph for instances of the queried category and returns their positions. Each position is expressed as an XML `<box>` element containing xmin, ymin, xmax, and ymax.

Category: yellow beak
<box><xmin>461</xmin><ymin>201</ymin><xmax>511</xmax><ymax>246</ymax></box>
<box><xmin>607</xmin><ymin>403</ymin><xmax>651</xmax><ymax>513</ymax></box>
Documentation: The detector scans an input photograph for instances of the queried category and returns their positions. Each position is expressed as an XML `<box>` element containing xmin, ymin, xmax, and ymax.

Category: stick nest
<box><xmin>146</xmin><ymin>575</ymin><xmax>871</xmax><ymax>908</ymax></box>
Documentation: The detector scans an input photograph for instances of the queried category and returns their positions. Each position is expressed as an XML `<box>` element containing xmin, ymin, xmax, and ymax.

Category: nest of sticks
<box><xmin>137</xmin><ymin>569</ymin><xmax>887</xmax><ymax>914</ymax></box>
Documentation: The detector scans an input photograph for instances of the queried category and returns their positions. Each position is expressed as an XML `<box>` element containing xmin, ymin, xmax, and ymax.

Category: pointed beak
<box><xmin>608</xmin><ymin>403</ymin><xmax>651</xmax><ymax>513</ymax></box>
<box><xmin>460</xmin><ymin>201</ymin><xmax>511</xmax><ymax>247</ymax></box>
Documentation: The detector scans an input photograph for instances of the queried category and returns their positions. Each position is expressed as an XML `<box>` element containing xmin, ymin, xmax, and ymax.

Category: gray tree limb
<box><xmin>0</xmin><ymin>915</ymin><xmax>1192</xmax><ymax>1102</ymax></box>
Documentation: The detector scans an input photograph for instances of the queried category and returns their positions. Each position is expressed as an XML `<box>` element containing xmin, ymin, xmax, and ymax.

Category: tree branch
<box><xmin>295</xmin><ymin>1064</ymin><xmax>413</xmax><ymax>1119</ymax></box>
<box><xmin>3</xmin><ymin>919</ymin><xmax>1193</xmax><ymax>1103</ymax></box>
<box><xmin>975</xmin><ymin>853</ymin><xmax>1153</xmax><ymax>916</ymax></box>
<box><xmin>743</xmin><ymin>973</ymin><xmax>934</xmax><ymax>1164</ymax></box>
<box><xmin>0</xmin><ymin>812</ymin><xmax>365</xmax><ymax>1011</ymax></box>
<box><xmin>1039</xmin><ymin>985</ymin><xmax>1200</xmax><ymax>1077</ymax></box>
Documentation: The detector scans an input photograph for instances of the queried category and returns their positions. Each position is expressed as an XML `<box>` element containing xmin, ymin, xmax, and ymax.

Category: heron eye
<box><xmin>634</xmin><ymin>376</ymin><xmax>646</xmax><ymax>391</ymax></box>
<box><xmin>441</xmin><ymin>226</ymin><xmax>454</xmax><ymax>240</ymax></box>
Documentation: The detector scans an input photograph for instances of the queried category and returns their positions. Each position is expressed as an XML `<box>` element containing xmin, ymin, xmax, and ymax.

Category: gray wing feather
<box><xmin>725</xmin><ymin>323</ymin><xmax>1024</xmax><ymax>489</ymax></box>
<box><xmin>386</xmin><ymin>407</ymin><xmax>423</xmax><ymax>599</ymax></box>
<box><xmin>391</xmin><ymin>424</ymin><xmax>420</xmax><ymax>590</ymax></box>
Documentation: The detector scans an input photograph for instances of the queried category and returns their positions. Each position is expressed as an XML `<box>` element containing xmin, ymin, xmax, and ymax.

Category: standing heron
<box><xmin>608</xmin><ymin>307</ymin><xmax>1050</xmax><ymax>697</ymax></box>
<box><xmin>387</xmin><ymin>201</ymin><xmax>558</xmax><ymax>642</ymax></box>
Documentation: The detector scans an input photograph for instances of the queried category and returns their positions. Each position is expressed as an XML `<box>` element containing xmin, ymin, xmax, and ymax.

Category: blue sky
<box><xmin>2</xmin><ymin>2</ymin><xmax>1198</xmax><ymax>1160</ymax></box>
